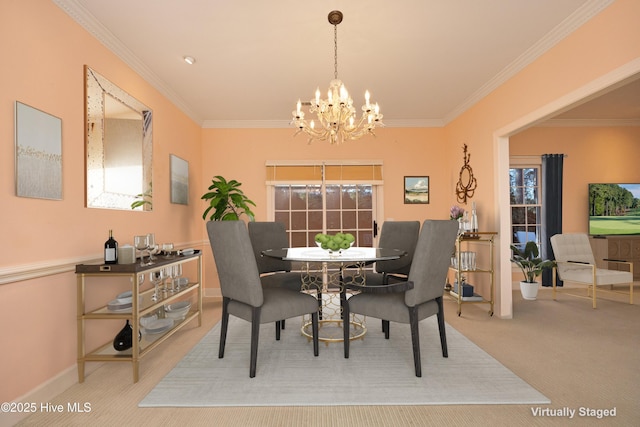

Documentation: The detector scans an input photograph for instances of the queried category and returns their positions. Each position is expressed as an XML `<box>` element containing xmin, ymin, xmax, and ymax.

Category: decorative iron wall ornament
<box><xmin>455</xmin><ymin>144</ymin><xmax>477</xmax><ymax>204</ymax></box>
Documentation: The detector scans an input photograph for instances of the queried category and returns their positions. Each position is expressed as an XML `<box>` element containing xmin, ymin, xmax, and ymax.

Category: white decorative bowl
<box><xmin>114</xmin><ymin>290</ymin><xmax>143</xmax><ymax>303</ymax></box>
<box><xmin>164</xmin><ymin>300</ymin><xmax>191</xmax><ymax>320</ymax></box>
<box><xmin>144</xmin><ymin>318</ymin><xmax>174</xmax><ymax>334</ymax></box>
<box><xmin>140</xmin><ymin>313</ymin><xmax>158</xmax><ymax>328</ymax></box>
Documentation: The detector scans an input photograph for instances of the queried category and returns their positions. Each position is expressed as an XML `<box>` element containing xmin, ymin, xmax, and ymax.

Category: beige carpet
<box><xmin>139</xmin><ymin>316</ymin><xmax>549</xmax><ymax>407</ymax></box>
<box><xmin>14</xmin><ymin>289</ymin><xmax>640</xmax><ymax>426</ymax></box>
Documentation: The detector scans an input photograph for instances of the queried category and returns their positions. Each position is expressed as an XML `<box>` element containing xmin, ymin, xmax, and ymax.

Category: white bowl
<box><xmin>144</xmin><ymin>318</ymin><xmax>174</xmax><ymax>334</ymax></box>
<box><xmin>107</xmin><ymin>299</ymin><xmax>131</xmax><ymax>312</ymax></box>
<box><xmin>140</xmin><ymin>313</ymin><xmax>158</xmax><ymax>328</ymax></box>
<box><xmin>116</xmin><ymin>290</ymin><xmax>133</xmax><ymax>303</ymax></box>
<box><xmin>164</xmin><ymin>300</ymin><xmax>191</xmax><ymax>320</ymax></box>
<box><xmin>114</xmin><ymin>291</ymin><xmax>142</xmax><ymax>305</ymax></box>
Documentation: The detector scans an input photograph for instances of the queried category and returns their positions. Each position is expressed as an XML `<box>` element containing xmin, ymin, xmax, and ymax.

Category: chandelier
<box><xmin>292</xmin><ymin>10</ymin><xmax>384</xmax><ymax>145</ymax></box>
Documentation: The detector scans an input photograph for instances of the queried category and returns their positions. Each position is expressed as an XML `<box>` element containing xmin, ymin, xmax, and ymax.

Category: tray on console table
<box><xmin>75</xmin><ymin>250</ymin><xmax>201</xmax><ymax>274</ymax></box>
<box><xmin>75</xmin><ymin>250</ymin><xmax>202</xmax><ymax>383</ymax></box>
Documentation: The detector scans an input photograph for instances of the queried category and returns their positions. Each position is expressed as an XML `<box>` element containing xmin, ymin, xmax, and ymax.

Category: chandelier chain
<box><xmin>334</xmin><ymin>24</ymin><xmax>338</xmax><ymax>80</ymax></box>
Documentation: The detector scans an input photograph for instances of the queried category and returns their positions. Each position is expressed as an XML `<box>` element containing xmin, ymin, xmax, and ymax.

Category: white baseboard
<box><xmin>1</xmin><ymin>363</ymin><xmax>101</xmax><ymax>427</ymax></box>
<box><xmin>204</xmin><ymin>287</ymin><xmax>222</xmax><ymax>299</ymax></box>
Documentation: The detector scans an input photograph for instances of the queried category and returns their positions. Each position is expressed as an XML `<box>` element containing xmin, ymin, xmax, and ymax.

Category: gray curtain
<box><xmin>541</xmin><ymin>154</ymin><xmax>564</xmax><ymax>287</ymax></box>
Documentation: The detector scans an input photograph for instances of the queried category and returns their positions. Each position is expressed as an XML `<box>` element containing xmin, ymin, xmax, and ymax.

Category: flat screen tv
<box><xmin>588</xmin><ymin>183</ymin><xmax>640</xmax><ymax>236</ymax></box>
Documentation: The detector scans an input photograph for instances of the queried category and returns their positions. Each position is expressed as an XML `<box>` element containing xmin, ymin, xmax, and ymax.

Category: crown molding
<box><xmin>55</xmin><ymin>0</ymin><xmax>614</xmax><ymax>129</ymax></box>
<box><xmin>538</xmin><ymin>118</ymin><xmax>640</xmax><ymax>127</ymax></box>
<box><xmin>383</xmin><ymin>119</ymin><xmax>445</xmax><ymax>128</ymax></box>
<box><xmin>202</xmin><ymin>118</ymin><xmax>445</xmax><ymax>129</ymax></box>
<box><xmin>53</xmin><ymin>0</ymin><xmax>203</xmax><ymax>125</ymax></box>
<box><xmin>202</xmin><ymin>120</ymin><xmax>291</xmax><ymax>129</ymax></box>
<box><xmin>443</xmin><ymin>0</ymin><xmax>614</xmax><ymax>124</ymax></box>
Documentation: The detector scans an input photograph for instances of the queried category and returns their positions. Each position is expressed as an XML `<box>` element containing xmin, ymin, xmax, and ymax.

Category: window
<box><xmin>509</xmin><ymin>163</ymin><xmax>541</xmax><ymax>251</ymax></box>
<box><xmin>266</xmin><ymin>161</ymin><xmax>382</xmax><ymax>248</ymax></box>
<box><xmin>273</xmin><ymin>184</ymin><xmax>323</xmax><ymax>247</ymax></box>
<box><xmin>273</xmin><ymin>184</ymin><xmax>375</xmax><ymax>247</ymax></box>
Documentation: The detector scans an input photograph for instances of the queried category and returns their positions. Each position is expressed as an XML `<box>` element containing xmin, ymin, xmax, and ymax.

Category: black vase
<box><xmin>113</xmin><ymin>320</ymin><xmax>141</xmax><ymax>351</ymax></box>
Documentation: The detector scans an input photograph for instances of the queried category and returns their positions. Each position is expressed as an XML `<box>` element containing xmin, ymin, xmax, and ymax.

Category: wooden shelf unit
<box><xmin>75</xmin><ymin>252</ymin><xmax>202</xmax><ymax>383</ymax></box>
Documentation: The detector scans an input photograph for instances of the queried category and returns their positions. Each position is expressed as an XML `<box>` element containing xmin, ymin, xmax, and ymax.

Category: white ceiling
<box><xmin>54</xmin><ymin>0</ymin><xmax>637</xmax><ymax>128</ymax></box>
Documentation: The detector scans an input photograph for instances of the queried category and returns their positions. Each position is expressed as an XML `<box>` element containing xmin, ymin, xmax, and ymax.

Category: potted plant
<box><xmin>131</xmin><ymin>183</ymin><xmax>153</xmax><ymax>210</ymax></box>
<box><xmin>201</xmin><ymin>176</ymin><xmax>256</xmax><ymax>221</ymax></box>
<box><xmin>510</xmin><ymin>241</ymin><xmax>556</xmax><ymax>300</ymax></box>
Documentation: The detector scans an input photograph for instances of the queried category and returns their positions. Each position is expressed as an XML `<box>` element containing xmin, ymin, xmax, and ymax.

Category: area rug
<box><xmin>140</xmin><ymin>316</ymin><xmax>549</xmax><ymax>407</ymax></box>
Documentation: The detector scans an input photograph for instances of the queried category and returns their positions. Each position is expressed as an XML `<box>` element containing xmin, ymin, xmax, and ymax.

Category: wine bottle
<box><xmin>104</xmin><ymin>229</ymin><xmax>118</xmax><ymax>264</ymax></box>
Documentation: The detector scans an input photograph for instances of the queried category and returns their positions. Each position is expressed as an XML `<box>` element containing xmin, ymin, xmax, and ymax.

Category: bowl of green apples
<box><xmin>314</xmin><ymin>232</ymin><xmax>355</xmax><ymax>255</ymax></box>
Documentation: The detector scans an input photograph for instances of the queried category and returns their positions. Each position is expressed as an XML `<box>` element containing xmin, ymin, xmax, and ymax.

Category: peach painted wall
<box><xmin>0</xmin><ymin>1</ymin><xmax>202</xmax><ymax>402</ymax></box>
<box><xmin>2</xmin><ymin>0</ymin><xmax>639</xmax><ymax>408</ymax></box>
<box><xmin>199</xmin><ymin>127</ymin><xmax>453</xmax><ymax>291</ymax></box>
<box><xmin>444</xmin><ymin>0</ymin><xmax>640</xmax><ymax>318</ymax></box>
<box><xmin>511</xmin><ymin>125</ymin><xmax>640</xmax><ymax>233</ymax></box>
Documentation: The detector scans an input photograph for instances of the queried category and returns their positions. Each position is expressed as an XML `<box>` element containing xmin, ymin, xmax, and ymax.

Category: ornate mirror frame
<box><xmin>85</xmin><ymin>65</ymin><xmax>153</xmax><ymax>210</ymax></box>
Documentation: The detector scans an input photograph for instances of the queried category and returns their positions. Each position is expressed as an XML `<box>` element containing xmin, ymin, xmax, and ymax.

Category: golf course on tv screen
<box><xmin>588</xmin><ymin>183</ymin><xmax>640</xmax><ymax>235</ymax></box>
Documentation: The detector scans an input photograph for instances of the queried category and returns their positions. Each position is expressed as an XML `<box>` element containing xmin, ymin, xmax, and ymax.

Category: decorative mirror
<box><xmin>455</xmin><ymin>144</ymin><xmax>477</xmax><ymax>204</ymax></box>
<box><xmin>85</xmin><ymin>66</ymin><xmax>153</xmax><ymax>210</ymax></box>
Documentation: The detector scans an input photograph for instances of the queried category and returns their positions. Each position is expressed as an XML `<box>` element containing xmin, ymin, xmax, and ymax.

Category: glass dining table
<box><xmin>262</xmin><ymin>247</ymin><xmax>405</xmax><ymax>343</ymax></box>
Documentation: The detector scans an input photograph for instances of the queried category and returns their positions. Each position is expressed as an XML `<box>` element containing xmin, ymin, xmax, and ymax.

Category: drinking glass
<box><xmin>164</xmin><ymin>266</ymin><xmax>175</xmax><ymax>293</ymax></box>
<box><xmin>134</xmin><ymin>235</ymin><xmax>150</xmax><ymax>266</ymax></box>
<box><xmin>137</xmin><ymin>273</ymin><xmax>145</xmax><ymax>288</ymax></box>
<box><xmin>150</xmin><ymin>270</ymin><xmax>165</xmax><ymax>301</ymax></box>
<box><xmin>147</xmin><ymin>233</ymin><xmax>157</xmax><ymax>261</ymax></box>
<box><xmin>173</xmin><ymin>264</ymin><xmax>183</xmax><ymax>290</ymax></box>
<box><xmin>162</xmin><ymin>243</ymin><xmax>174</xmax><ymax>258</ymax></box>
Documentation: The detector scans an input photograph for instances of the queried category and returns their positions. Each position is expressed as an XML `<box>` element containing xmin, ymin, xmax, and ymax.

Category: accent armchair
<box><xmin>550</xmin><ymin>233</ymin><xmax>633</xmax><ymax>308</ymax></box>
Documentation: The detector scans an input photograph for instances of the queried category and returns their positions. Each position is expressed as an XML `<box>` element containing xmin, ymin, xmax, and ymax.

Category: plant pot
<box><xmin>519</xmin><ymin>281</ymin><xmax>539</xmax><ymax>300</ymax></box>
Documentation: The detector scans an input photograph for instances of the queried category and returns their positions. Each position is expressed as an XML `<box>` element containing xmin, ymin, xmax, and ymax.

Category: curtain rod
<box><xmin>510</xmin><ymin>154</ymin><xmax>568</xmax><ymax>158</ymax></box>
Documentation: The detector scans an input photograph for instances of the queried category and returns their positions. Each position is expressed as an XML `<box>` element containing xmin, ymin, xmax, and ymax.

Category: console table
<box><xmin>75</xmin><ymin>251</ymin><xmax>202</xmax><ymax>383</ymax></box>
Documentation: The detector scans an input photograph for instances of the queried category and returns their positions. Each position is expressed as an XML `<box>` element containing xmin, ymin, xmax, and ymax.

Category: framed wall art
<box><xmin>404</xmin><ymin>176</ymin><xmax>429</xmax><ymax>204</ymax></box>
<box><xmin>15</xmin><ymin>101</ymin><xmax>63</xmax><ymax>200</ymax></box>
<box><xmin>170</xmin><ymin>154</ymin><xmax>189</xmax><ymax>205</ymax></box>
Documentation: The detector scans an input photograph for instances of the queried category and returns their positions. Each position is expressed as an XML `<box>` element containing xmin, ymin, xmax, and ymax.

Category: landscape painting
<box><xmin>404</xmin><ymin>176</ymin><xmax>429</xmax><ymax>204</ymax></box>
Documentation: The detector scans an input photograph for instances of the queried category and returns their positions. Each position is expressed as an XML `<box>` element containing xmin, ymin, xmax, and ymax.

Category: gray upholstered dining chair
<box><xmin>248</xmin><ymin>221</ymin><xmax>322</xmax><ymax>325</ymax></box>
<box><xmin>342</xmin><ymin>219</ymin><xmax>458</xmax><ymax>377</ymax></box>
<box><xmin>367</xmin><ymin>221</ymin><xmax>421</xmax><ymax>285</ymax></box>
<box><xmin>207</xmin><ymin>220</ymin><xmax>319</xmax><ymax>378</ymax></box>
<box><xmin>365</xmin><ymin>220</ymin><xmax>421</xmax><ymax>338</ymax></box>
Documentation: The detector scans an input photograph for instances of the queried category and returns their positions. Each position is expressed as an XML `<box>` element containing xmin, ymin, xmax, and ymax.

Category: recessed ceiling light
<box><xmin>183</xmin><ymin>56</ymin><xmax>196</xmax><ymax>65</ymax></box>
